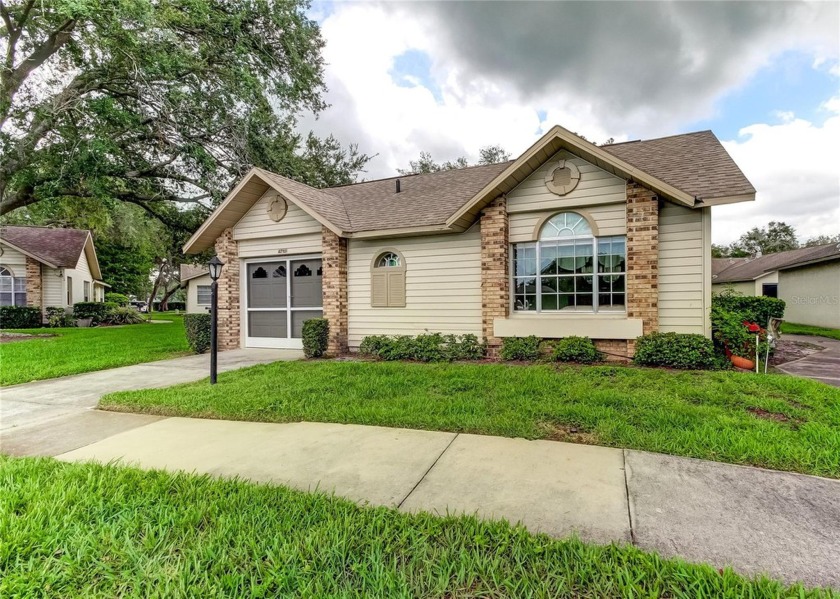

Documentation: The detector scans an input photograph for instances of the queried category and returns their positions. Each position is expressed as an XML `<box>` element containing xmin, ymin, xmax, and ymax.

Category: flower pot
<box><xmin>730</xmin><ymin>355</ymin><xmax>755</xmax><ymax>370</ymax></box>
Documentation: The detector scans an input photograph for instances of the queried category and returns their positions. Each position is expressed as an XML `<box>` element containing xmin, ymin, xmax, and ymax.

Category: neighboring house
<box><xmin>0</xmin><ymin>226</ymin><xmax>108</xmax><ymax>316</ymax></box>
<box><xmin>181</xmin><ymin>264</ymin><xmax>211</xmax><ymax>313</ymax></box>
<box><xmin>183</xmin><ymin>125</ymin><xmax>755</xmax><ymax>356</ymax></box>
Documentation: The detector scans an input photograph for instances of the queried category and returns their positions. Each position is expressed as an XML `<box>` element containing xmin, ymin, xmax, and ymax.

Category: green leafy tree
<box><xmin>398</xmin><ymin>145</ymin><xmax>510</xmax><ymax>175</ymax></box>
<box><xmin>804</xmin><ymin>233</ymin><xmax>840</xmax><ymax>247</ymax></box>
<box><xmin>730</xmin><ymin>221</ymin><xmax>799</xmax><ymax>256</ymax></box>
<box><xmin>711</xmin><ymin>244</ymin><xmax>730</xmax><ymax>258</ymax></box>
<box><xmin>0</xmin><ymin>0</ymin><xmax>368</xmax><ymax>223</ymax></box>
<box><xmin>478</xmin><ymin>145</ymin><xmax>511</xmax><ymax>165</ymax></box>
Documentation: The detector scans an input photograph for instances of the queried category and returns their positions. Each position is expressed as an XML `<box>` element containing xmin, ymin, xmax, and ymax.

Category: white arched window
<box><xmin>512</xmin><ymin>211</ymin><xmax>626</xmax><ymax>313</ymax></box>
<box><xmin>0</xmin><ymin>266</ymin><xmax>27</xmax><ymax>306</ymax></box>
<box><xmin>371</xmin><ymin>250</ymin><xmax>406</xmax><ymax>307</ymax></box>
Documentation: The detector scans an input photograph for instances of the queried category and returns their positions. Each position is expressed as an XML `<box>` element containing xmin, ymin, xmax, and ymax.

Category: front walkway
<box><xmin>52</xmin><ymin>418</ymin><xmax>840</xmax><ymax>590</ymax></box>
<box><xmin>0</xmin><ymin>348</ymin><xmax>302</xmax><ymax>455</ymax></box>
<box><xmin>777</xmin><ymin>334</ymin><xmax>840</xmax><ymax>387</ymax></box>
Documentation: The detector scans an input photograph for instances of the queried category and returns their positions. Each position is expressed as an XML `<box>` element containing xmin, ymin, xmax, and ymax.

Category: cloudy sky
<box><xmin>301</xmin><ymin>1</ymin><xmax>839</xmax><ymax>245</ymax></box>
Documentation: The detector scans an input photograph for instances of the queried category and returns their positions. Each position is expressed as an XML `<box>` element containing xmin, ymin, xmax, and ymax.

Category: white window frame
<box><xmin>0</xmin><ymin>266</ymin><xmax>26</xmax><ymax>307</ymax></box>
<box><xmin>196</xmin><ymin>285</ymin><xmax>212</xmax><ymax>305</ymax></box>
<box><xmin>243</xmin><ymin>254</ymin><xmax>323</xmax><ymax>349</ymax></box>
<box><xmin>512</xmin><ymin>213</ymin><xmax>627</xmax><ymax>314</ymax></box>
<box><xmin>83</xmin><ymin>281</ymin><xmax>90</xmax><ymax>302</ymax></box>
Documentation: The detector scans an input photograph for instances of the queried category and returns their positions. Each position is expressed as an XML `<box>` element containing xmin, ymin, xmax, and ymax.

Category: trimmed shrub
<box><xmin>184</xmin><ymin>313</ymin><xmax>212</xmax><ymax>354</ymax></box>
<box><xmin>45</xmin><ymin>306</ymin><xmax>75</xmax><ymax>328</ymax></box>
<box><xmin>153</xmin><ymin>301</ymin><xmax>185</xmax><ymax>312</ymax></box>
<box><xmin>103</xmin><ymin>306</ymin><xmax>145</xmax><ymax>325</ymax></box>
<box><xmin>552</xmin><ymin>336</ymin><xmax>601</xmax><ymax>364</ymax></box>
<box><xmin>358</xmin><ymin>333</ymin><xmax>486</xmax><ymax>362</ymax></box>
<box><xmin>105</xmin><ymin>292</ymin><xmax>130</xmax><ymax>306</ymax></box>
<box><xmin>302</xmin><ymin>318</ymin><xmax>330</xmax><ymax>358</ymax></box>
<box><xmin>710</xmin><ymin>305</ymin><xmax>769</xmax><ymax>360</ymax></box>
<box><xmin>633</xmin><ymin>332</ymin><xmax>721</xmax><ymax>370</ymax></box>
<box><xmin>711</xmin><ymin>293</ymin><xmax>785</xmax><ymax>327</ymax></box>
<box><xmin>72</xmin><ymin>302</ymin><xmax>110</xmax><ymax>325</ymax></box>
<box><xmin>0</xmin><ymin>306</ymin><xmax>42</xmax><ymax>329</ymax></box>
<box><xmin>500</xmin><ymin>336</ymin><xmax>542</xmax><ymax>361</ymax></box>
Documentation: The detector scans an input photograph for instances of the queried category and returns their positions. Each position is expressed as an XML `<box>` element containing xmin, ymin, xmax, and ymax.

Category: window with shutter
<box><xmin>371</xmin><ymin>250</ymin><xmax>406</xmax><ymax>307</ymax></box>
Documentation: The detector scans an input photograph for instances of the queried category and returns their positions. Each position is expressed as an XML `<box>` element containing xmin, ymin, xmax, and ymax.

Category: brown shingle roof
<box><xmin>713</xmin><ymin>244</ymin><xmax>840</xmax><ymax>283</ymax></box>
<box><xmin>179</xmin><ymin>264</ymin><xmax>208</xmax><ymax>282</ymax></box>
<box><xmin>0</xmin><ymin>225</ymin><xmax>89</xmax><ymax>268</ymax></box>
<box><xmin>601</xmin><ymin>131</ymin><xmax>755</xmax><ymax>201</ymax></box>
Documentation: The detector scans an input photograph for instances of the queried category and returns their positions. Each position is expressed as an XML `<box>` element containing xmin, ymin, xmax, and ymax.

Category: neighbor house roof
<box><xmin>185</xmin><ymin>125</ymin><xmax>755</xmax><ymax>253</ymax></box>
<box><xmin>0</xmin><ymin>225</ymin><xmax>102</xmax><ymax>279</ymax></box>
<box><xmin>713</xmin><ymin>244</ymin><xmax>840</xmax><ymax>283</ymax></box>
<box><xmin>180</xmin><ymin>264</ymin><xmax>209</xmax><ymax>283</ymax></box>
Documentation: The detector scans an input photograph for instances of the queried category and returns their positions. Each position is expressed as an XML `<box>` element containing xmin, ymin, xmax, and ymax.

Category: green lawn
<box><xmin>782</xmin><ymin>322</ymin><xmax>840</xmax><ymax>341</ymax></box>
<box><xmin>103</xmin><ymin>361</ymin><xmax>840</xmax><ymax>478</ymax></box>
<box><xmin>0</xmin><ymin>315</ymin><xmax>189</xmax><ymax>386</ymax></box>
<box><xmin>1</xmin><ymin>457</ymin><xmax>829</xmax><ymax>598</ymax></box>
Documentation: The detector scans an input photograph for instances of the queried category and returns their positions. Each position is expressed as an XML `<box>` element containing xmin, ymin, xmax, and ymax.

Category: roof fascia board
<box><xmin>697</xmin><ymin>193</ymin><xmax>756</xmax><ymax>207</ymax></box>
<box><xmin>0</xmin><ymin>238</ymin><xmax>59</xmax><ymax>268</ymax></box>
<box><xmin>345</xmin><ymin>224</ymin><xmax>453</xmax><ymax>240</ymax></box>
<box><xmin>83</xmin><ymin>233</ymin><xmax>103</xmax><ymax>280</ymax></box>
<box><xmin>446</xmin><ymin>125</ymin><xmax>696</xmax><ymax>228</ymax></box>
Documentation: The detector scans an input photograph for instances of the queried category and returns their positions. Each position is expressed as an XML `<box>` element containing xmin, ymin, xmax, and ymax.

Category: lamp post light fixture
<box><xmin>208</xmin><ymin>256</ymin><xmax>225</xmax><ymax>384</ymax></box>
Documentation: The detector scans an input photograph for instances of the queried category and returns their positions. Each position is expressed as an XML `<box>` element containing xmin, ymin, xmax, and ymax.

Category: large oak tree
<box><xmin>0</xmin><ymin>0</ymin><xmax>368</xmax><ymax>226</ymax></box>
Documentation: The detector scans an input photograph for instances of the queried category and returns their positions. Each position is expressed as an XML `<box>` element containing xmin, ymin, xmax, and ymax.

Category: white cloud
<box><xmin>716</xmin><ymin>112</ymin><xmax>840</xmax><ymax>244</ymax></box>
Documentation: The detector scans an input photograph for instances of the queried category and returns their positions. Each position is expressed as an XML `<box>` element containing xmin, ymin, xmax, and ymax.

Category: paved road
<box><xmin>0</xmin><ymin>348</ymin><xmax>301</xmax><ymax>455</ymax></box>
<box><xmin>777</xmin><ymin>334</ymin><xmax>840</xmax><ymax>387</ymax></box>
<box><xmin>48</xmin><ymin>418</ymin><xmax>840</xmax><ymax>590</ymax></box>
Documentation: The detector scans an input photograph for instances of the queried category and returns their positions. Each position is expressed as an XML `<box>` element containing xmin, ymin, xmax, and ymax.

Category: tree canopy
<box><xmin>712</xmin><ymin>221</ymin><xmax>839</xmax><ymax>258</ymax></box>
<box><xmin>0</xmin><ymin>0</ymin><xmax>369</xmax><ymax>225</ymax></box>
<box><xmin>398</xmin><ymin>145</ymin><xmax>511</xmax><ymax>175</ymax></box>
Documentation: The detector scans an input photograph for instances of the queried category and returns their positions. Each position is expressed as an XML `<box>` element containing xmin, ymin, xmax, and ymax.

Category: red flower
<box><xmin>743</xmin><ymin>321</ymin><xmax>761</xmax><ymax>333</ymax></box>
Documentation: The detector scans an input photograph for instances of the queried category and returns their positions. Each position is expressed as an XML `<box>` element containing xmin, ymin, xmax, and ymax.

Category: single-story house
<box><xmin>181</xmin><ymin>264</ymin><xmax>211</xmax><ymax>313</ymax></box>
<box><xmin>712</xmin><ymin>244</ymin><xmax>840</xmax><ymax>329</ymax></box>
<box><xmin>0</xmin><ymin>225</ymin><xmax>107</xmax><ymax>316</ymax></box>
<box><xmin>183</xmin><ymin>125</ymin><xmax>755</xmax><ymax>356</ymax></box>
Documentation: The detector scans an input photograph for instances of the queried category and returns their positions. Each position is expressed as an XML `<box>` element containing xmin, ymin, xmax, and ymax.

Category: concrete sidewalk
<box><xmin>0</xmin><ymin>348</ymin><xmax>301</xmax><ymax>455</ymax></box>
<box><xmin>56</xmin><ymin>418</ymin><xmax>840</xmax><ymax>590</ymax></box>
<box><xmin>777</xmin><ymin>334</ymin><xmax>840</xmax><ymax>387</ymax></box>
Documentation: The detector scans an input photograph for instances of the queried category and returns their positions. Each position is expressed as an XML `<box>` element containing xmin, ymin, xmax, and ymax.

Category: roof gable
<box><xmin>713</xmin><ymin>244</ymin><xmax>840</xmax><ymax>283</ymax></box>
<box><xmin>0</xmin><ymin>226</ymin><xmax>100</xmax><ymax>278</ymax></box>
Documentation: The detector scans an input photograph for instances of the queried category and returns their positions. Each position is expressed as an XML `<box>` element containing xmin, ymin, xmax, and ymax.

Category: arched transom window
<box><xmin>512</xmin><ymin>211</ymin><xmax>626</xmax><ymax>313</ymax></box>
<box><xmin>0</xmin><ymin>266</ymin><xmax>27</xmax><ymax>307</ymax></box>
<box><xmin>376</xmin><ymin>252</ymin><xmax>401</xmax><ymax>268</ymax></box>
<box><xmin>371</xmin><ymin>250</ymin><xmax>406</xmax><ymax>307</ymax></box>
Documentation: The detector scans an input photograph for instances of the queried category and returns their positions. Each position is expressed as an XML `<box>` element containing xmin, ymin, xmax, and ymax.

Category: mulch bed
<box><xmin>769</xmin><ymin>339</ymin><xmax>824</xmax><ymax>366</ymax></box>
<box><xmin>0</xmin><ymin>332</ymin><xmax>57</xmax><ymax>344</ymax></box>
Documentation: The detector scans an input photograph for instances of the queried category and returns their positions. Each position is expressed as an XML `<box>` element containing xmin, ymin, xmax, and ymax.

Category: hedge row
<box><xmin>360</xmin><ymin>333</ymin><xmax>486</xmax><ymax>362</ymax></box>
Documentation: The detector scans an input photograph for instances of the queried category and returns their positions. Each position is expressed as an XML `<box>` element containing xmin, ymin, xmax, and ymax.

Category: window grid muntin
<box><xmin>0</xmin><ymin>266</ymin><xmax>27</xmax><ymax>306</ymax></box>
<box><xmin>376</xmin><ymin>252</ymin><xmax>401</xmax><ymax>268</ymax></box>
<box><xmin>197</xmin><ymin>285</ymin><xmax>212</xmax><ymax>305</ymax></box>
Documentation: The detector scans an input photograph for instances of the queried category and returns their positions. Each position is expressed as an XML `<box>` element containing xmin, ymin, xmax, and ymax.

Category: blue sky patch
<box><xmin>390</xmin><ymin>50</ymin><xmax>442</xmax><ymax>103</ymax></box>
<box><xmin>686</xmin><ymin>51</ymin><xmax>838</xmax><ymax>140</ymax></box>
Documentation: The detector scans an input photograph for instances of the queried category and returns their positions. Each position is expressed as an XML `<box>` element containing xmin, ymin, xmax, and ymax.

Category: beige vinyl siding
<box><xmin>506</xmin><ymin>150</ymin><xmax>626</xmax><ymax>215</ymax></box>
<box><xmin>238</xmin><ymin>233</ymin><xmax>322</xmax><ymax>259</ymax></box>
<box><xmin>233</xmin><ymin>190</ymin><xmax>322</xmax><ymax>241</ymax></box>
<box><xmin>43</xmin><ymin>267</ymin><xmax>64</xmax><ymax>307</ymax></box>
<box><xmin>186</xmin><ymin>274</ymin><xmax>213</xmax><ymax>313</ymax></box>
<box><xmin>778</xmin><ymin>262</ymin><xmax>840</xmax><ymax>329</ymax></box>
<box><xmin>64</xmin><ymin>249</ymin><xmax>93</xmax><ymax>305</ymax></box>
<box><xmin>0</xmin><ymin>244</ymin><xmax>27</xmax><ymax>271</ymax></box>
<box><xmin>658</xmin><ymin>203</ymin><xmax>708</xmax><ymax>335</ymax></box>
<box><xmin>347</xmin><ymin>226</ymin><xmax>482</xmax><ymax>348</ymax></box>
<box><xmin>509</xmin><ymin>203</ymin><xmax>626</xmax><ymax>242</ymax></box>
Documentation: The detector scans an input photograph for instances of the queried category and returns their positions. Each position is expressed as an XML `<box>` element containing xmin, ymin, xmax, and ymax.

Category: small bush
<box><xmin>104</xmin><ymin>292</ymin><xmax>130</xmax><ymax>306</ymax></box>
<box><xmin>45</xmin><ymin>306</ymin><xmax>75</xmax><ymax>328</ymax></box>
<box><xmin>633</xmin><ymin>332</ymin><xmax>721</xmax><ymax>370</ymax></box>
<box><xmin>103</xmin><ymin>306</ymin><xmax>145</xmax><ymax>325</ymax></box>
<box><xmin>710</xmin><ymin>305</ymin><xmax>769</xmax><ymax>360</ymax></box>
<box><xmin>712</xmin><ymin>292</ymin><xmax>785</xmax><ymax>326</ymax></box>
<box><xmin>184</xmin><ymin>313</ymin><xmax>212</xmax><ymax>354</ymax></box>
<box><xmin>72</xmin><ymin>302</ymin><xmax>110</xmax><ymax>325</ymax></box>
<box><xmin>0</xmin><ymin>305</ymin><xmax>42</xmax><ymax>329</ymax></box>
<box><xmin>302</xmin><ymin>318</ymin><xmax>330</xmax><ymax>358</ymax></box>
<box><xmin>359</xmin><ymin>333</ymin><xmax>486</xmax><ymax>362</ymax></box>
<box><xmin>552</xmin><ymin>336</ymin><xmax>601</xmax><ymax>363</ymax></box>
<box><xmin>500</xmin><ymin>336</ymin><xmax>542</xmax><ymax>361</ymax></box>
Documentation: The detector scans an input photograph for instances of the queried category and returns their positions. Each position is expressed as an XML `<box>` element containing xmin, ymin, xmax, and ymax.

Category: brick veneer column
<box><xmin>626</xmin><ymin>182</ymin><xmax>659</xmax><ymax>356</ymax></box>
<box><xmin>480</xmin><ymin>196</ymin><xmax>509</xmax><ymax>354</ymax></box>
<box><xmin>25</xmin><ymin>256</ymin><xmax>43</xmax><ymax>316</ymax></box>
<box><xmin>322</xmin><ymin>227</ymin><xmax>348</xmax><ymax>355</ymax></box>
<box><xmin>214</xmin><ymin>228</ymin><xmax>241</xmax><ymax>350</ymax></box>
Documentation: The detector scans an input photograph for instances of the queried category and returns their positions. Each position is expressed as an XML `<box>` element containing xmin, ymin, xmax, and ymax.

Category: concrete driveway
<box><xmin>47</xmin><ymin>418</ymin><xmax>840</xmax><ymax>590</ymax></box>
<box><xmin>777</xmin><ymin>334</ymin><xmax>840</xmax><ymax>387</ymax></box>
<box><xmin>0</xmin><ymin>348</ymin><xmax>301</xmax><ymax>455</ymax></box>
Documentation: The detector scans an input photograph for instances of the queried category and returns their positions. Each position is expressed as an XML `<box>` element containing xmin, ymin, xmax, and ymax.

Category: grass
<box><xmin>103</xmin><ymin>360</ymin><xmax>840</xmax><ymax>478</ymax></box>
<box><xmin>1</xmin><ymin>457</ymin><xmax>832</xmax><ymax>598</ymax></box>
<box><xmin>782</xmin><ymin>322</ymin><xmax>840</xmax><ymax>341</ymax></box>
<box><xmin>0</xmin><ymin>314</ymin><xmax>189</xmax><ymax>386</ymax></box>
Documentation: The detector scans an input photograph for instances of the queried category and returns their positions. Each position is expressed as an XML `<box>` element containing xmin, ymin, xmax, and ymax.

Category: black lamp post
<box><xmin>208</xmin><ymin>256</ymin><xmax>225</xmax><ymax>384</ymax></box>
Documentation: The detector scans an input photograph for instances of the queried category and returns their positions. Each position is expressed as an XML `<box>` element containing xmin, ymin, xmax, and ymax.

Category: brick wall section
<box><xmin>480</xmin><ymin>196</ymin><xmax>509</xmax><ymax>354</ymax></box>
<box><xmin>214</xmin><ymin>228</ymin><xmax>241</xmax><ymax>350</ymax></box>
<box><xmin>625</xmin><ymin>182</ymin><xmax>659</xmax><ymax>356</ymax></box>
<box><xmin>322</xmin><ymin>227</ymin><xmax>348</xmax><ymax>355</ymax></box>
<box><xmin>25</xmin><ymin>256</ymin><xmax>42</xmax><ymax>316</ymax></box>
<box><xmin>594</xmin><ymin>339</ymin><xmax>630</xmax><ymax>361</ymax></box>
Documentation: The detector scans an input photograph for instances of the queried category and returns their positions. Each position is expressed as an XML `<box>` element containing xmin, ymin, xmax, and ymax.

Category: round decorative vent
<box><xmin>267</xmin><ymin>194</ymin><xmax>288</xmax><ymax>222</ymax></box>
<box><xmin>544</xmin><ymin>160</ymin><xmax>581</xmax><ymax>196</ymax></box>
